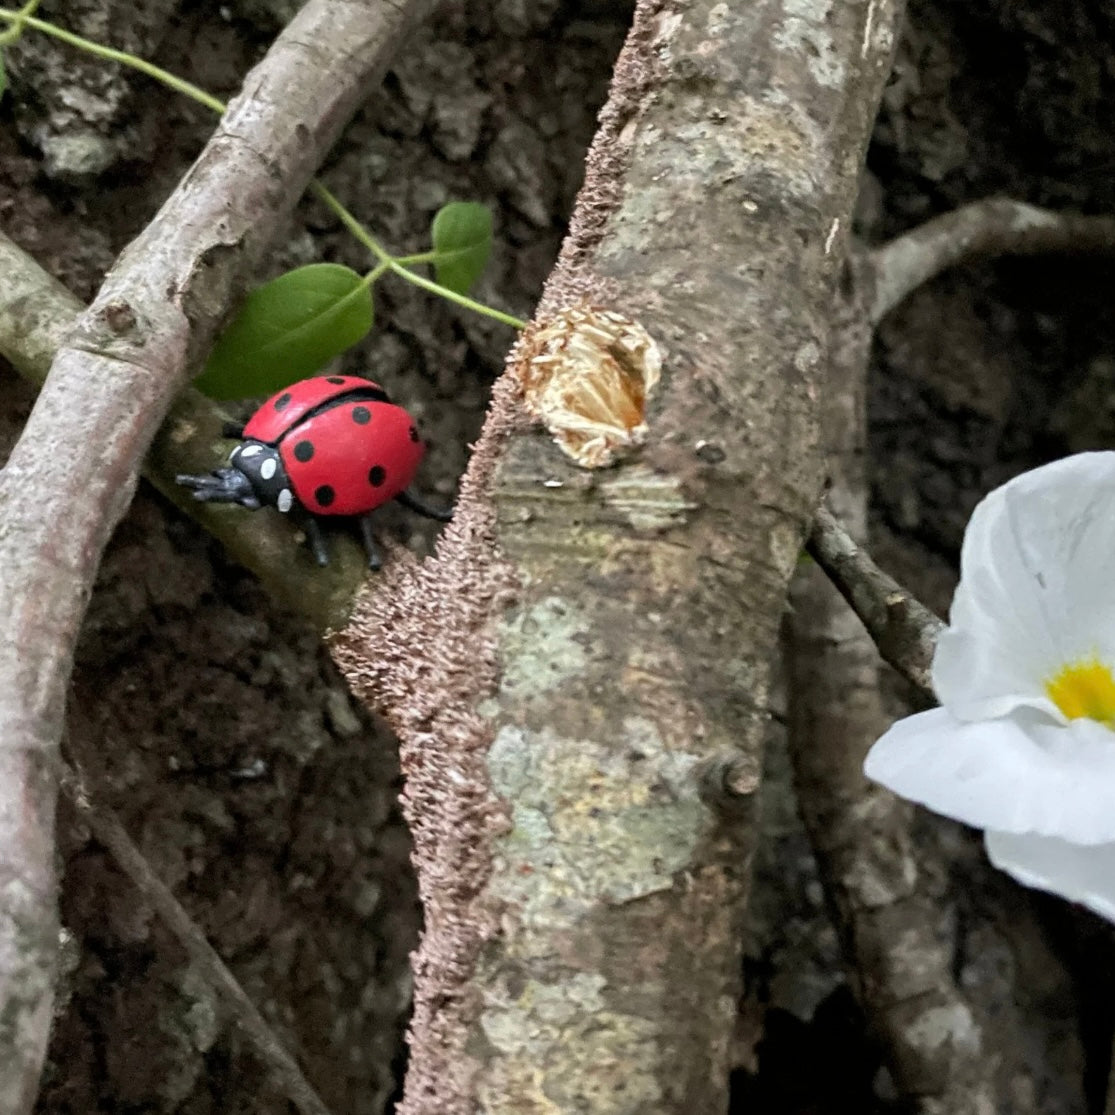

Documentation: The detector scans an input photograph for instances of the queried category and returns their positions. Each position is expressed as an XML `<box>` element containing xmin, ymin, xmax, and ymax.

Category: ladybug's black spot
<box><xmin>274</xmin><ymin>392</ymin><xmax>292</xmax><ymax>411</ymax></box>
<box><xmin>293</xmin><ymin>440</ymin><xmax>314</xmax><ymax>463</ymax></box>
<box><xmin>409</xmin><ymin>426</ymin><xmax>419</xmax><ymax>443</ymax></box>
<box><xmin>314</xmin><ymin>484</ymin><xmax>336</xmax><ymax>508</ymax></box>
<box><xmin>326</xmin><ymin>376</ymin><xmax>346</xmax><ymax>385</ymax></box>
<box><xmin>368</xmin><ymin>465</ymin><xmax>386</xmax><ymax>487</ymax></box>
<box><xmin>351</xmin><ymin>406</ymin><xmax>371</xmax><ymax>425</ymax></box>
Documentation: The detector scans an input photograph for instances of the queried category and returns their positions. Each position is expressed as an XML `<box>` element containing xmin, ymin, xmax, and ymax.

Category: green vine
<box><xmin>0</xmin><ymin>5</ymin><xmax>529</xmax><ymax>335</ymax></box>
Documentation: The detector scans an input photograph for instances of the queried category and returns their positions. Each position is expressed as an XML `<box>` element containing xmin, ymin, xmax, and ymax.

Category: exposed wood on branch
<box><xmin>3</xmin><ymin>3</ymin><xmax>1109</xmax><ymax>1107</ymax></box>
<box><xmin>0</xmin><ymin>1</ymin><xmax>437</xmax><ymax>1108</ymax></box>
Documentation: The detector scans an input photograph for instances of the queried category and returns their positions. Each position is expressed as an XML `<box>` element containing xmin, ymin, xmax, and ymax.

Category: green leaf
<box><xmin>0</xmin><ymin>55</ymin><xmax>8</xmax><ymax>102</ymax></box>
<box><xmin>196</xmin><ymin>264</ymin><xmax>374</xmax><ymax>400</ymax></box>
<box><xmin>431</xmin><ymin>202</ymin><xmax>492</xmax><ymax>296</ymax></box>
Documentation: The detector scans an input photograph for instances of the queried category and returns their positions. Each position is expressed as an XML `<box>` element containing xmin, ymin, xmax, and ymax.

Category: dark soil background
<box><xmin>1</xmin><ymin>0</ymin><xmax>1114</xmax><ymax>1111</ymax></box>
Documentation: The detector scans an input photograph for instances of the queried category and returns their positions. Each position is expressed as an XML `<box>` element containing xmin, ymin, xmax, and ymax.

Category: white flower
<box><xmin>865</xmin><ymin>452</ymin><xmax>1115</xmax><ymax>922</ymax></box>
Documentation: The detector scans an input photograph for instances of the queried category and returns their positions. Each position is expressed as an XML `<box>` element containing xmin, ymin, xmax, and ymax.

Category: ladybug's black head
<box><xmin>228</xmin><ymin>442</ymin><xmax>295</xmax><ymax>511</ymax></box>
<box><xmin>176</xmin><ymin>440</ymin><xmax>296</xmax><ymax>514</ymax></box>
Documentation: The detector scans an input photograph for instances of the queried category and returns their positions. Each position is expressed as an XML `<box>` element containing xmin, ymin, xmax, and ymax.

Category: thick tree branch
<box><xmin>331</xmin><ymin>1</ymin><xmax>904</xmax><ymax>1111</ymax></box>
<box><xmin>0</xmin><ymin>1</ymin><xmax>436</xmax><ymax>1108</ymax></box>
<box><xmin>868</xmin><ymin>197</ymin><xmax>1115</xmax><ymax>324</ymax></box>
<box><xmin>0</xmin><ymin>231</ymin><xmax>366</xmax><ymax>632</ymax></box>
<box><xmin>794</xmin><ymin>494</ymin><xmax>1086</xmax><ymax>1110</ymax></box>
<box><xmin>784</xmin><ymin>276</ymin><xmax>1005</xmax><ymax>1105</ymax></box>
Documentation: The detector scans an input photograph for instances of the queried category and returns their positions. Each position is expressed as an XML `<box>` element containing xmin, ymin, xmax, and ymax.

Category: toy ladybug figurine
<box><xmin>177</xmin><ymin>375</ymin><xmax>451</xmax><ymax>569</ymax></box>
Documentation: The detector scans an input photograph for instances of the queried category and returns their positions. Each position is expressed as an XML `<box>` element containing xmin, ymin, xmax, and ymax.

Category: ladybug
<box><xmin>176</xmin><ymin>375</ymin><xmax>451</xmax><ymax>568</ymax></box>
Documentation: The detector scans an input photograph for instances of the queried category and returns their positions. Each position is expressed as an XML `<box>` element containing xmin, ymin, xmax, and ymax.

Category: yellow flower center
<box><xmin>1045</xmin><ymin>657</ymin><xmax>1115</xmax><ymax>726</ymax></box>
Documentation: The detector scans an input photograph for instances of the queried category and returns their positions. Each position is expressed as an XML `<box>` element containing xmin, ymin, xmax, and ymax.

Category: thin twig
<box><xmin>60</xmin><ymin>764</ymin><xmax>335</xmax><ymax>1115</ymax></box>
<box><xmin>869</xmin><ymin>198</ymin><xmax>1115</xmax><ymax>324</ymax></box>
<box><xmin>806</xmin><ymin>503</ymin><xmax>943</xmax><ymax>694</ymax></box>
<box><xmin>0</xmin><ymin>1</ymin><xmax>437</xmax><ymax>1107</ymax></box>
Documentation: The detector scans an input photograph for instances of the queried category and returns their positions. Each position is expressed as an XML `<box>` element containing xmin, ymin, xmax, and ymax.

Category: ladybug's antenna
<box><xmin>176</xmin><ymin>468</ymin><xmax>262</xmax><ymax>509</ymax></box>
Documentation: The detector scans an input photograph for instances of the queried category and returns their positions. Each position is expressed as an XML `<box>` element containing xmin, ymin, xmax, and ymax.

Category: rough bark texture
<box><xmin>0</xmin><ymin>1</ymin><xmax>437</xmax><ymax>1108</ymax></box>
<box><xmin>743</xmin><ymin>1</ymin><xmax>1115</xmax><ymax>1109</ymax></box>
<box><xmin>332</xmin><ymin>1</ymin><xmax>902</xmax><ymax>1110</ymax></box>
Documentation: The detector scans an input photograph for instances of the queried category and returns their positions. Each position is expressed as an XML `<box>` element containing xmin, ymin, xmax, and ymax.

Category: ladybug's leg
<box><xmin>358</xmin><ymin>515</ymin><xmax>384</xmax><ymax>572</ymax></box>
<box><xmin>396</xmin><ymin>490</ymin><xmax>453</xmax><ymax>523</ymax></box>
<box><xmin>302</xmin><ymin>516</ymin><xmax>331</xmax><ymax>567</ymax></box>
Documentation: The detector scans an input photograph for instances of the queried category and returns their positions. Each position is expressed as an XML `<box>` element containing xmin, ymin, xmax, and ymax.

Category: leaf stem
<box><xmin>364</xmin><ymin>261</ymin><xmax>390</xmax><ymax>286</ymax></box>
<box><xmin>309</xmin><ymin>182</ymin><xmax>393</xmax><ymax>265</ymax></box>
<box><xmin>387</xmin><ymin>261</ymin><xmax>528</xmax><ymax>329</ymax></box>
<box><xmin>394</xmin><ymin>250</ymin><xmax>437</xmax><ymax>266</ymax></box>
<box><xmin>0</xmin><ymin>0</ymin><xmax>40</xmax><ymax>47</ymax></box>
<box><xmin>0</xmin><ymin>7</ymin><xmax>226</xmax><ymax>113</ymax></box>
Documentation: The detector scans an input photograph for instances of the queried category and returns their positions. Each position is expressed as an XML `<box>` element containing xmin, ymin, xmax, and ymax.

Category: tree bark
<box><xmin>783</xmin><ymin>191</ymin><xmax>1115</xmax><ymax>1109</ymax></box>
<box><xmin>331</xmin><ymin>1</ymin><xmax>904</xmax><ymax>1110</ymax></box>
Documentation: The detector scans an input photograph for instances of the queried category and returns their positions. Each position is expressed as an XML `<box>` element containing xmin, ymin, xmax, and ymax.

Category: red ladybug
<box><xmin>177</xmin><ymin>375</ymin><xmax>451</xmax><ymax>568</ymax></box>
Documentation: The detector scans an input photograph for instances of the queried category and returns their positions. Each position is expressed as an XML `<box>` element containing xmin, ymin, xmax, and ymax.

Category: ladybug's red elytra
<box><xmin>176</xmin><ymin>375</ymin><xmax>451</xmax><ymax>568</ymax></box>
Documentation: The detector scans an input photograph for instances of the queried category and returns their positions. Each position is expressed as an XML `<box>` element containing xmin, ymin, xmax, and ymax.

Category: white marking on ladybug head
<box><xmin>240</xmin><ymin>444</ymin><xmax>262</xmax><ymax>458</ymax></box>
<box><xmin>277</xmin><ymin>489</ymin><xmax>293</xmax><ymax>513</ymax></box>
<box><xmin>260</xmin><ymin>457</ymin><xmax>277</xmax><ymax>481</ymax></box>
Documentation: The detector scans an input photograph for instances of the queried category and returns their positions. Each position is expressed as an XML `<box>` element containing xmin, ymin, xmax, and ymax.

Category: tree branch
<box><xmin>331</xmin><ymin>1</ymin><xmax>904</xmax><ymax>1110</ymax></box>
<box><xmin>806</xmin><ymin>503</ymin><xmax>942</xmax><ymax>693</ymax></box>
<box><xmin>787</xmin><ymin>208</ymin><xmax>1091</xmax><ymax>1106</ymax></box>
<box><xmin>868</xmin><ymin>197</ymin><xmax>1115</xmax><ymax>324</ymax></box>
<box><xmin>0</xmin><ymin>1</ymin><xmax>436</xmax><ymax>1108</ymax></box>
<box><xmin>0</xmin><ymin>231</ymin><xmax>367</xmax><ymax>633</ymax></box>
<box><xmin>782</xmin><ymin>277</ymin><xmax>1008</xmax><ymax>1105</ymax></box>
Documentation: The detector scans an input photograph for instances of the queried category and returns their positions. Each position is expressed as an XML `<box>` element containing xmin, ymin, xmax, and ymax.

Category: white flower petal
<box><xmin>985</xmin><ymin>830</ymin><xmax>1115</xmax><ymax>923</ymax></box>
<box><xmin>864</xmin><ymin>706</ymin><xmax>1115</xmax><ymax>843</ymax></box>
<box><xmin>934</xmin><ymin>452</ymin><xmax>1115</xmax><ymax>720</ymax></box>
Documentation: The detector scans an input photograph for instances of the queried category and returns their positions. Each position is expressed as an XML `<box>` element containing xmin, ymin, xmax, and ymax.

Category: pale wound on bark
<box><xmin>512</xmin><ymin>305</ymin><xmax>661</xmax><ymax>468</ymax></box>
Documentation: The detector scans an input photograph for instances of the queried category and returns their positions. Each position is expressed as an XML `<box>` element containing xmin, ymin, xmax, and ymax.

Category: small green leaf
<box><xmin>196</xmin><ymin>263</ymin><xmax>373</xmax><ymax>400</ymax></box>
<box><xmin>431</xmin><ymin>202</ymin><xmax>492</xmax><ymax>296</ymax></box>
<box><xmin>0</xmin><ymin>55</ymin><xmax>8</xmax><ymax>102</ymax></box>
